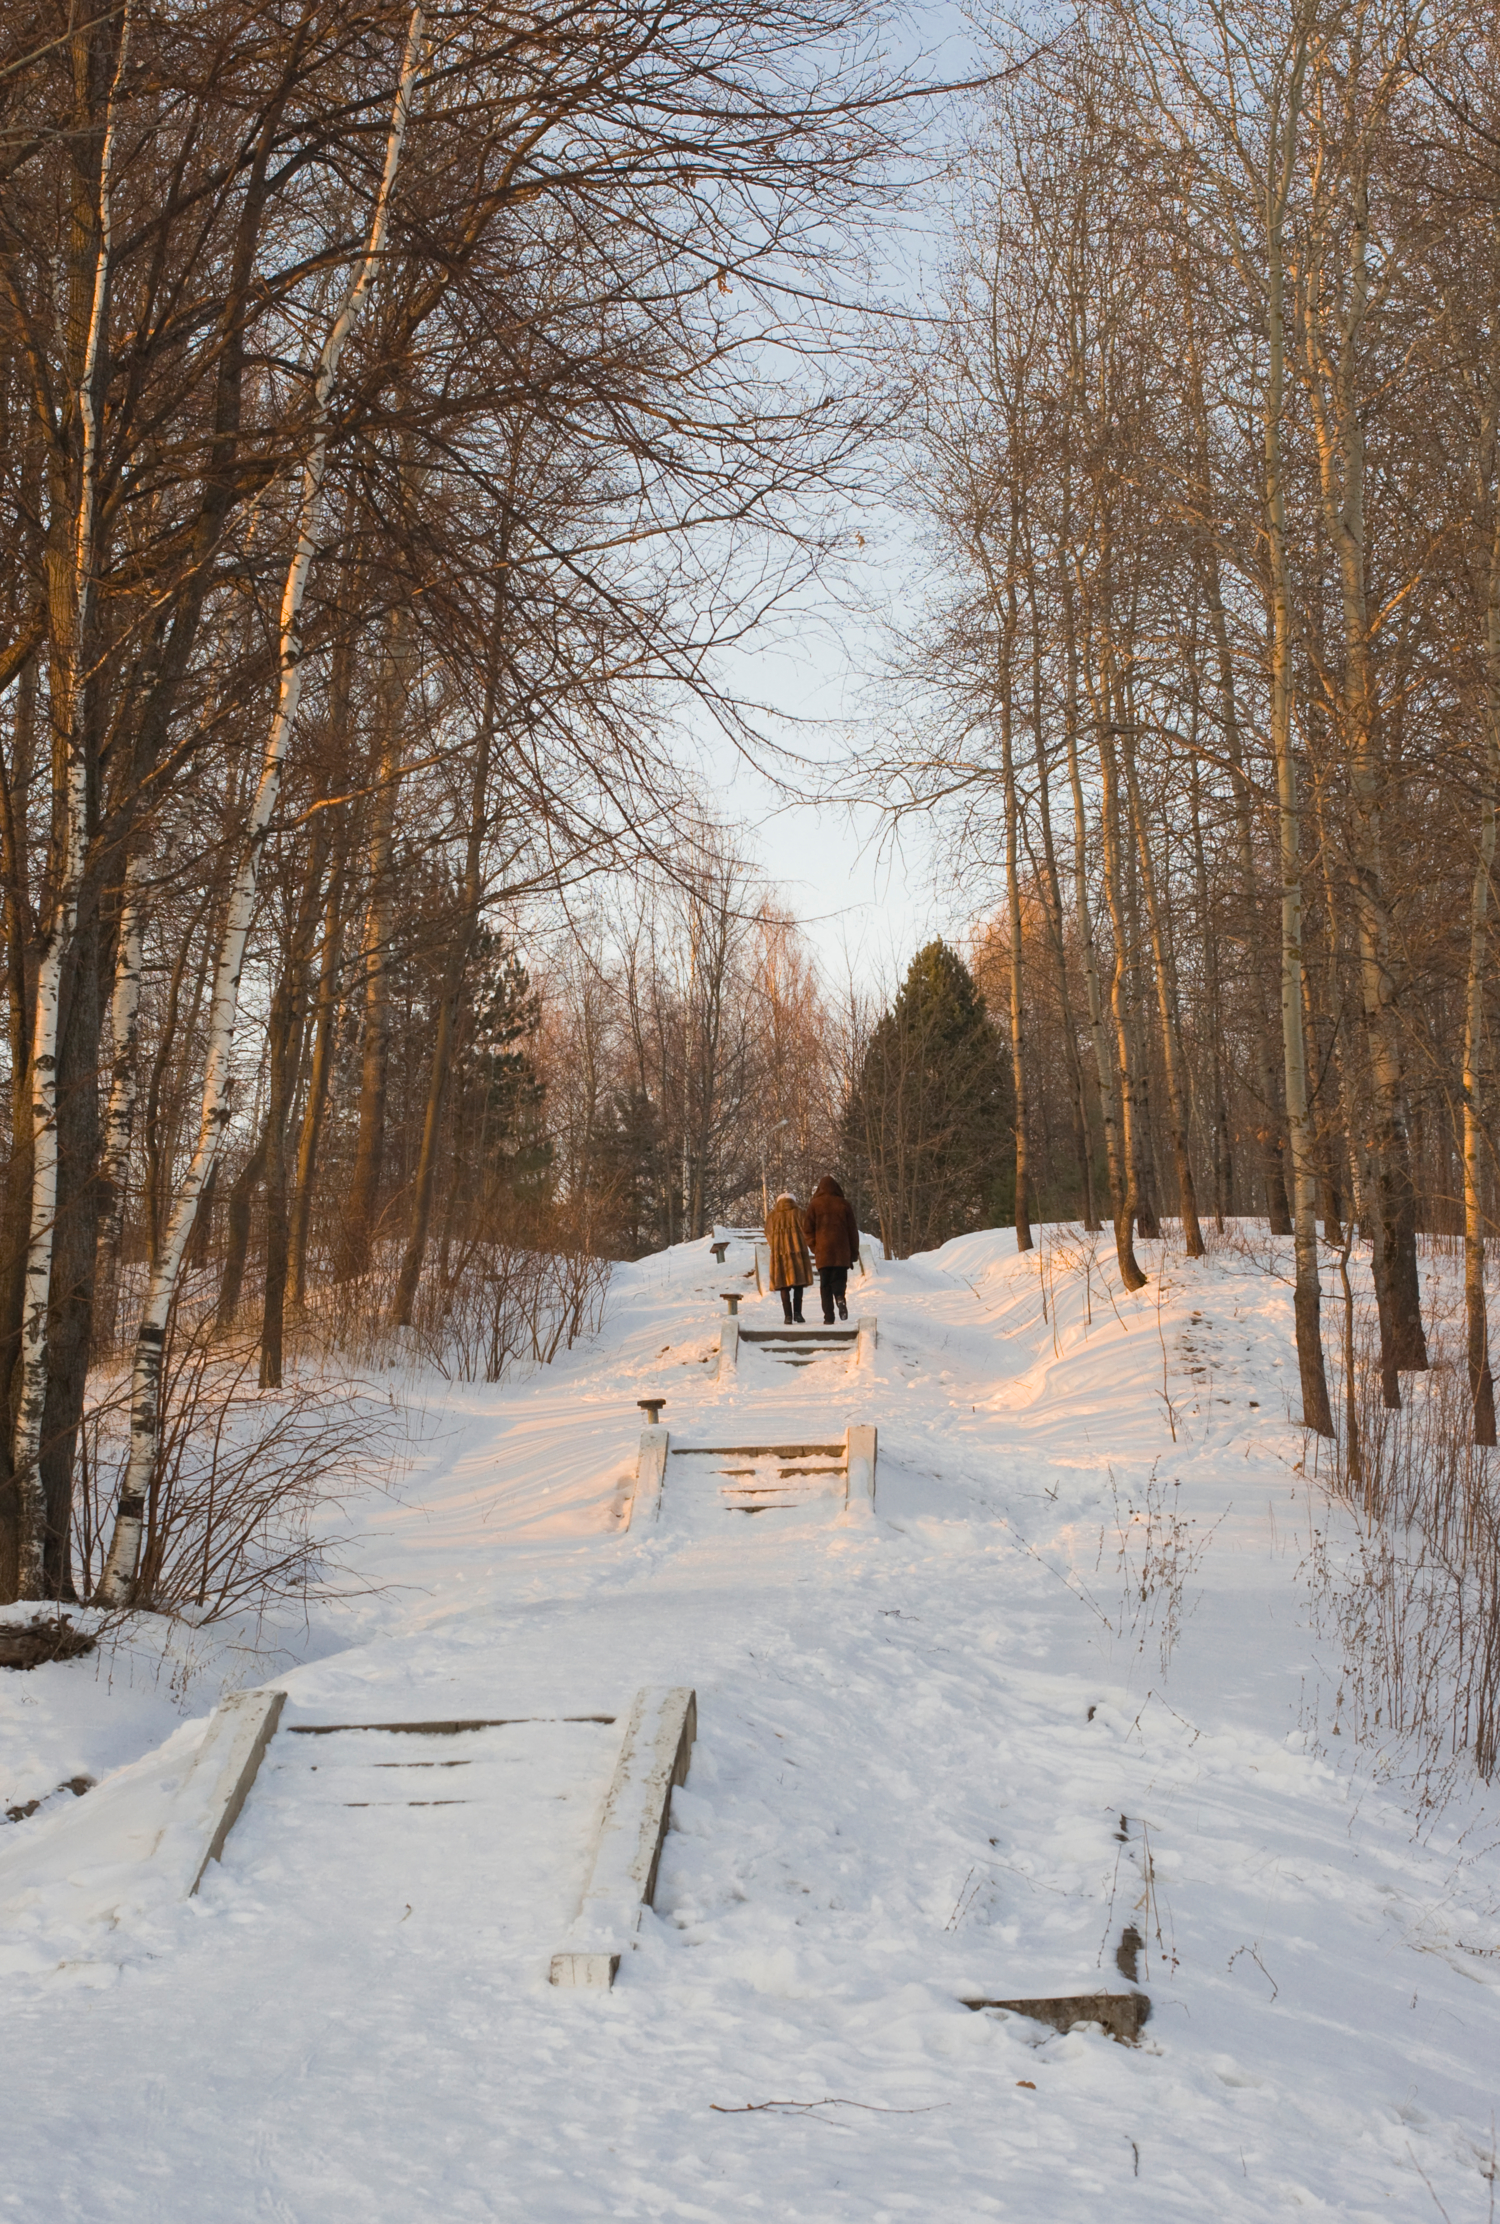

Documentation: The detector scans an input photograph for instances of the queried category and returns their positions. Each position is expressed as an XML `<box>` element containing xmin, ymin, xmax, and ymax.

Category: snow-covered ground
<box><xmin>2</xmin><ymin>1224</ymin><xmax>1498</xmax><ymax>2221</ymax></box>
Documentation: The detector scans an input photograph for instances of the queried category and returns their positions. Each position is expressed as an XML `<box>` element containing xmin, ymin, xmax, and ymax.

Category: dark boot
<box><xmin>792</xmin><ymin>1288</ymin><xmax>805</xmax><ymax>1323</ymax></box>
<box><xmin>780</xmin><ymin>1287</ymin><xmax>794</xmax><ymax>1323</ymax></box>
<box><xmin>837</xmin><ymin>1296</ymin><xmax>848</xmax><ymax>1321</ymax></box>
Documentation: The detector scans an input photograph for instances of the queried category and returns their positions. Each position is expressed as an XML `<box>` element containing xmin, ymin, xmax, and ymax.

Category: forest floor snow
<box><xmin>1</xmin><ymin>1222</ymin><xmax>1498</xmax><ymax>2221</ymax></box>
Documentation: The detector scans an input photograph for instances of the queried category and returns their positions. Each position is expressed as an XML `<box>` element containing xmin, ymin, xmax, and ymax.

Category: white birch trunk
<box><xmin>11</xmin><ymin>5</ymin><xmax>132</xmax><ymax>1598</ymax></box>
<box><xmin>93</xmin><ymin>854</ymin><xmax>147</xmax><ymax>1343</ymax></box>
<box><xmin>96</xmin><ymin>7</ymin><xmax>426</xmax><ymax>1604</ymax></box>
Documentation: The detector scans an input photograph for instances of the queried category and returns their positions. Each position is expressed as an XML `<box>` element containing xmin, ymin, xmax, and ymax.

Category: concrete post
<box><xmin>626</xmin><ymin>1427</ymin><xmax>669</xmax><ymax>1528</ymax></box>
<box><xmin>844</xmin><ymin>1424</ymin><xmax>877</xmax><ymax>1505</ymax></box>
<box><xmin>157</xmin><ymin>1686</ymin><xmax>287</xmax><ymax>1895</ymax></box>
<box><xmin>550</xmin><ymin>1685</ymin><xmax>697</xmax><ymax>1988</ymax></box>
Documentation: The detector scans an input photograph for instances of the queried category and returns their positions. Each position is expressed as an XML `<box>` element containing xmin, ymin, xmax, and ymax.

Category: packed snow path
<box><xmin>2</xmin><ymin>1225</ymin><xmax>1499</xmax><ymax>2220</ymax></box>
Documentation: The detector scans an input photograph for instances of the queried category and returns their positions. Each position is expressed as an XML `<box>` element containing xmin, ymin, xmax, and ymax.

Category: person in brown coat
<box><xmin>800</xmin><ymin>1176</ymin><xmax>860</xmax><ymax>1323</ymax></box>
<box><xmin>765</xmin><ymin>1193</ymin><xmax>812</xmax><ymax>1323</ymax></box>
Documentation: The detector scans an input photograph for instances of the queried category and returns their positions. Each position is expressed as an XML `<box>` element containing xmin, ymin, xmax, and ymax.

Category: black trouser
<box><xmin>778</xmin><ymin>1284</ymin><xmax>806</xmax><ymax>1323</ymax></box>
<box><xmin>818</xmin><ymin>1265</ymin><xmax>848</xmax><ymax>1323</ymax></box>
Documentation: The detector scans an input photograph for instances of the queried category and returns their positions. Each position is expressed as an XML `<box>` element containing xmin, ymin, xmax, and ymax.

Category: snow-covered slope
<box><xmin>2</xmin><ymin>1225</ymin><xmax>1497</xmax><ymax>2220</ymax></box>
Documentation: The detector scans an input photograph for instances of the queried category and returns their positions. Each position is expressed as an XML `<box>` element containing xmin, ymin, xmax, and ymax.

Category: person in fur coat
<box><xmin>765</xmin><ymin>1192</ymin><xmax>813</xmax><ymax>1323</ymax></box>
<box><xmin>800</xmin><ymin>1175</ymin><xmax>860</xmax><ymax>1323</ymax></box>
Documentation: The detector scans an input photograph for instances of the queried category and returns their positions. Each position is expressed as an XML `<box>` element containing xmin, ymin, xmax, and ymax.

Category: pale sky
<box><xmin>678</xmin><ymin>0</ymin><xmax>1000</xmax><ymax>995</ymax></box>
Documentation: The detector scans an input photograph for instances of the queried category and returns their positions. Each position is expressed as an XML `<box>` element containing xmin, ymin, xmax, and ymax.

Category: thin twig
<box><xmin>710</xmin><ymin>2097</ymin><xmax>949</xmax><ymax>2116</ymax></box>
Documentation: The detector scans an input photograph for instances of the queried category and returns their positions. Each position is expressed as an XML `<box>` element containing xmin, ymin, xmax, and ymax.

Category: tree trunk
<box><xmin>1061</xmin><ymin>546</ymin><xmax>1138</xmax><ymax>1280</ymax></box>
<box><xmin>1263</xmin><ymin>37</ymin><xmax>1333</xmax><ymax>1435</ymax></box>
<box><xmin>984</xmin><ymin>515</ymin><xmax>1032</xmax><ymax>1251</ymax></box>
<box><xmin>392</xmin><ymin>578</ymin><xmax>501</xmax><ymax>1325</ymax></box>
<box><xmin>96</xmin><ymin>8</ymin><xmax>426</xmax><ymax>1603</ymax></box>
<box><xmin>1188</xmin><ymin>733</ymin><xmax>1231</xmax><ymax>1229</ymax></box>
<box><xmin>0</xmin><ymin>643</ymin><xmax>39</xmax><ymax>1599</ymax></box>
<box><xmin>1299</xmin><ymin>123</ymin><xmax>1425</xmax><ymax>1376</ymax></box>
<box><xmin>288</xmin><ymin>866</ymin><xmax>346</xmax><ymax>1312</ymax></box>
<box><xmin>260</xmin><ymin>824</ymin><xmax>330</xmax><ymax>1385</ymax></box>
<box><xmin>336</xmin><ymin>603</ymin><xmax>414</xmax><ymax>1281</ymax></box>
<box><xmin>1463</xmin><ymin>500</ymin><xmax>1500</xmax><ymax>1445</ymax></box>
<box><xmin>1191</xmin><ymin>352</ymin><xmax>1291</xmax><ymax>1234</ymax></box>
<box><xmin>1122</xmin><ymin>731</ymin><xmax>1204</xmax><ymax>1256</ymax></box>
<box><xmin>1095</xmin><ymin>720</ymin><xmax>1147</xmax><ymax>1292</ymax></box>
<box><xmin>216</xmin><ymin>1127</ymin><xmax>270</xmax><ymax>1337</ymax></box>
<box><xmin>10</xmin><ymin>3</ymin><xmax>131</xmax><ymax>1599</ymax></box>
<box><xmin>93</xmin><ymin>857</ymin><xmax>145</xmax><ymax>1348</ymax></box>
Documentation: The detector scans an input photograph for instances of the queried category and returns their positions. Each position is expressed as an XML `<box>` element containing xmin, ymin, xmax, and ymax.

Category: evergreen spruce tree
<box><xmin>844</xmin><ymin>941</ymin><xmax>1013</xmax><ymax>1258</ymax></box>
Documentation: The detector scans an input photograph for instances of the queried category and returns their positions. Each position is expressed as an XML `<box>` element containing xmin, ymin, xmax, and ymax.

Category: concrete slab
<box><xmin>845</xmin><ymin>1424</ymin><xmax>877</xmax><ymax>1504</ymax></box>
<box><xmin>624</xmin><ymin>1426</ymin><xmax>669</xmax><ymax>1528</ymax></box>
<box><xmin>549</xmin><ymin>1686</ymin><xmax>697</xmax><ymax>1989</ymax></box>
<box><xmin>155</xmin><ymin>1686</ymin><xmax>287</xmax><ymax>1896</ymax></box>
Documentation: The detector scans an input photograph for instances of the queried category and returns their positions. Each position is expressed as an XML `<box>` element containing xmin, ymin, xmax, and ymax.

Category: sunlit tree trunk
<box><xmin>93</xmin><ymin>855</ymin><xmax>146</xmax><ymax>1348</ymax></box>
<box><xmin>1121</xmin><ymin>729</ymin><xmax>1203</xmax><ymax>1256</ymax></box>
<box><xmin>1298</xmin><ymin>109</ymin><xmax>1425</xmax><ymax>1377</ymax></box>
<box><xmin>1095</xmin><ymin>716</ymin><xmax>1148</xmax><ymax>1287</ymax></box>
<box><xmin>1263</xmin><ymin>23</ymin><xmax>1332</xmax><ymax>1435</ymax></box>
<box><xmin>11</xmin><ymin>3</ymin><xmax>132</xmax><ymax>1596</ymax></box>
<box><xmin>1462</xmin><ymin>498</ymin><xmax>1500</xmax><ymax>1444</ymax></box>
<box><xmin>975</xmin><ymin>512</ymin><xmax>1032</xmax><ymax>1251</ymax></box>
<box><xmin>393</xmin><ymin>570</ymin><xmax>504</xmax><ymax>1327</ymax></box>
<box><xmin>288</xmin><ymin>866</ymin><xmax>346</xmax><ymax>1313</ymax></box>
<box><xmin>337</xmin><ymin>602</ymin><xmax>416</xmax><ymax>1281</ymax></box>
<box><xmin>1063</xmin><ymin>552</ymin><xmax>1140</xmax><ymax>1285</ymax></box>
<box><xmin>97</xmin><ymin>7</ymin><xmax>427</xmax><ymax>1603</ymax></box>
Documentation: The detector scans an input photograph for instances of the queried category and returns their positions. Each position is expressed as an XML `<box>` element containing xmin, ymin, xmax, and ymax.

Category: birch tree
<box><xmin>96</xmin><ymin>6</ymin><xmax>428</xmax><ymax>1604</ymax></box>
<box><xmin>8</xmin><ymin>3</ymin><xmax>131</xmax><ymax>1597</ymax></box>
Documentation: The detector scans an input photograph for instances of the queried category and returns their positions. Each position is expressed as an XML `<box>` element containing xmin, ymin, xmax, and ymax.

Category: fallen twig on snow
<box><xmin>710</xmin><ymin>2098</ymin><xmax>949</xmax><ymax>2116</ymax></box>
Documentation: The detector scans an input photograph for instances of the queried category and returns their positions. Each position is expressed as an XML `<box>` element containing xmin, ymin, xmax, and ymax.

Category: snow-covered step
<box><xmin>627</xmin><ymin>1425</ymin><xmax>877</xmax><ymax>1518</ymax></box>
<box><xmin>741</xmin><ymin>1330</ymin><xmax>854</xmax><ymax>1374</ymax></box>
<box><xmin>678</xmin><ymin>1444</ymin><xmax>848</xmax><ymax>1510</ymax></box>
<box><xmin>237</xmin><ymin>1714</ymin><xmax>624</xmax><ymax>1976</ymax></box>
<box><xmin>717</xmin><ymin>1316</ymin><xmax>878</xmax><ymax>1375</ymax></box>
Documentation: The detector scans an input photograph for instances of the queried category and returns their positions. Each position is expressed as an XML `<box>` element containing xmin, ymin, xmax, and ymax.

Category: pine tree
<box><xmin>844</xmin><ymin>941</ymin><xmax>1014</xmax><ymax>1258</ymax></box>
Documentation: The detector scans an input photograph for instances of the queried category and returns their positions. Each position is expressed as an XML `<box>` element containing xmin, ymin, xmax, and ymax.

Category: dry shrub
<box><xmin>1101</xmin><ymin>1460</ymin><xmax>1223</xmax><ymax>1676</ymax></box>
<box><xmin>413</xmin><ymin>1230</ymin><xmax>610</xmax><ymax>1383</ymax></box>
<box><xmin>292</xmin><ymin>1199</ymin><xmax>610</xmax><ymax>1384</ymax></box>
<box><xmin>76</xmin><ymin>1295</ymin><xmax>399</xmax><ymax>1620</ymax></box>
<box><xmin>1310</xmin><ymin>1268</ymin><xmax>1500</xmax><ymax>1793</ymax></box>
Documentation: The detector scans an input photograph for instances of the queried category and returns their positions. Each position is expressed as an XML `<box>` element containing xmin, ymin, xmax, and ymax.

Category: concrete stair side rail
<box><xmin>844</xmin><ymin>1423</ymin><xmax>877</xmax><ymax>1505</ymax></box>
<box><xmin>716</xmin><ymin>1318</ymin><xmax>739</xmax><ymax>1379</ymax></box>
<box><xmin>856</xmin><ymin>1316</ymin><xmax>878</xmax><ymax>1367</ymax></box>
<box><xmin>550</xmin><ymin>1685</ymin><xmax>697</xmax><ymax>1988</ymax></box>
<box><xmin>153</xmin><ymin>1685</ymin><xmax>287</xmax><ymax>1896</ymax></box>
<box><xmin>624</xmin><ymin>1427</ymin><xmax>670</xmax><ymax>1529</ymax></box>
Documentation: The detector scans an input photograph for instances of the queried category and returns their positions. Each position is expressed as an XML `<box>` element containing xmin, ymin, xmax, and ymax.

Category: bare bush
<box><xmin>1311</xmin><ymin>1273</ymin><xmax>1500</xmax><ymax>1791</ymax></box>
<box><xmin>411</xmin><ymin>1230</ymin><xmax>610</xmax><ymax>1383</ymax></box>
<box><xmin>1101</xmin><ymin>1461</ymin><xmax>1222</xmax><ymax>1676</ymax></box>
<box><xmin>75</xmin><ymin>1300</ymin><xmax>399</xmax><ymax>1621</ymax></box>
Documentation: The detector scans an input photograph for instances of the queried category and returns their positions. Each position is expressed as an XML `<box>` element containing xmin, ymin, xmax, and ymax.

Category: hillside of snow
<box><xmin>2</xmin><ymin>1223</ymin><xmax>1498</xmax><ymax>2221</ymax></box>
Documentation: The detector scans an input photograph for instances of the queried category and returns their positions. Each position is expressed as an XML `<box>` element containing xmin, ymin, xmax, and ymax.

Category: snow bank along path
<box><xmin>2</xmin><ymin>1223</ymin><xmax>1498</xmax><ymax>2221</ymax></box>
